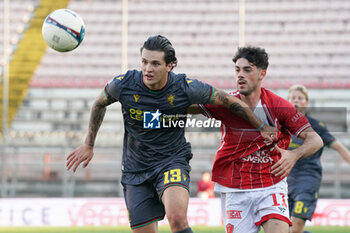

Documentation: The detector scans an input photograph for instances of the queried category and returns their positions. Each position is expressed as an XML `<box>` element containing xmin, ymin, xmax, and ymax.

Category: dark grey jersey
<box><xmin>104</xmin><ymin>70</ymin><xmax>213</xmax><ymax>177</ymax></box>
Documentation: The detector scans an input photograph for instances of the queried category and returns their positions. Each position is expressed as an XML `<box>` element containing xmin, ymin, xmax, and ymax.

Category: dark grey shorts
<box><xmin>288</xmin><ymin>190</ymin><xmax>318</xmax><ymax>220</ymax></box>
<box><xmin>122</xmin><ymin>165</ymin><xmax>191</xmax><ymax>229</ymax></box>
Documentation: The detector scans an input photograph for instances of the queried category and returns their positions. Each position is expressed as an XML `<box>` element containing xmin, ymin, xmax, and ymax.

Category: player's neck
<box><xmin>240</xmin><ymin>88</ymin><xmax>261</xmax><ymax>108</ymax></box>
<box><xmin>143</xmin><ymin>75</ymin><xmax>168</xmax><ymax>91</ymax></box>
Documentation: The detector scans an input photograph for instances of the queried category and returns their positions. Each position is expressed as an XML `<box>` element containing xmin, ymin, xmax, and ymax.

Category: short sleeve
<box><xmin>184</xmin><ymin>78</ymin><xmax>214</xmax><ymax>104</ymax></box>
<box><xmin>277</xmin><ymin>100</ymin><xmax>311</xmax><ymax>136</ymax></box>
<box><xmin>310</xmin><ymin>118</ymin><xmax>336</xmax><ymax>147</ymax></box>
<box><xmin>104</xmin><ymin>74</ymin><xmax>125</xmax><ymax>104</ymax></box>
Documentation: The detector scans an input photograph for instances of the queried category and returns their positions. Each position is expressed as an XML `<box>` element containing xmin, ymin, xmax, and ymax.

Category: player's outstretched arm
<box><xmin>330</xmin><ymin>141</ymin><xmax>350</xmax><ymax>164</ymax></box>
<box><xmin>66</xmin><ymin>90</ymin><xmax>110</xmax><ymax>172</ymax></box>
<box><xmin>211</xmin><ymin>89</ymin><xmax>277</xmax><ymax>142</ymax></box>
<box><xmin>271</xmin><ymin>127</ymin><xmax>323</xmax><ymax>178</ymax></box>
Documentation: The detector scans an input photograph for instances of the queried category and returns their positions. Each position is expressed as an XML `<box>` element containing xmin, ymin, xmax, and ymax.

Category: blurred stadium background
<box><xmin>1</xmin><ymin>0</ymin><xmax>350</xmax><ymax>228</ymax></box>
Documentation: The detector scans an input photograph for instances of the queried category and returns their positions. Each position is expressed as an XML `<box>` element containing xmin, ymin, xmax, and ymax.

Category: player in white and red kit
<box><xmin>189</xmin><ymin>46</ymin><xmax>323</xmax><ymax>233</ymax></box>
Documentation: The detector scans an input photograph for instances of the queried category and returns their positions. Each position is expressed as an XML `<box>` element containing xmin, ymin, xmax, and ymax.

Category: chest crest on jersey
<box><xmin>167</xmin><ymin>94</ymin><xmax>175</xmax><ymax>107</ymax></box>
<box><xmin>134</xmin><ymin>94</ymin><xmax>141</xmax><ymax>103</ymax></box>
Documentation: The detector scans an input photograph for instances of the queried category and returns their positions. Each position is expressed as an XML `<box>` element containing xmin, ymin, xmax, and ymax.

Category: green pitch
<box><xmin>0</xmin><ymin>226</ymin><xmax>349</xmax><ymax>233</ymax></box>
<box><xmin>260</xmin><ymin>226</ymin><xmax>350</xmax><ymax>233</ymax></box>
<box><xmin>0</xmin><ymin>226</ymin><xmax>220</xmax><ymax>233</ymax></box>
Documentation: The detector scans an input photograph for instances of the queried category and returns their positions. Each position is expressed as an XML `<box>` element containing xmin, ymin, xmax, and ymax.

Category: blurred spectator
<box><xmin>197</xmin><ymin>171</ymin><xmax>215</xmax><ymax>199</ymax></box>
<box><xmin>287</xmin><ymin>84</ymin><xmax>350</xmax><ymax>233</ymax></box>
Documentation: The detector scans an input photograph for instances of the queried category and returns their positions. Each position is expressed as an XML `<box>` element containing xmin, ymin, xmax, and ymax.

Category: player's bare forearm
<box><xmin>85</xmin><ymin>91</ymin><xmax>109</xmax><ymax>147</ymax></box>
<box><xmin>66</xmin><ymin>91</ymin><xmax>110</xmax><ymax>172</ymax></box>
<box><xmin>211</xmin><ymin>89</ymin><xmax>261</xmax><ymax>128</ymax></box>
<box><xmin>295</xmin><ymin>127</ymin><xmax>323</xmax><ymax>159</ymax></box>
<box><xmin>271</xmin><ymin>129</ymin><xmax>323</xmax><ymax>178</ymax></box>
<box><xmin>330</xmin><ymin>141</ymin><xmax>350</xmax><ymax>164</ymax></box>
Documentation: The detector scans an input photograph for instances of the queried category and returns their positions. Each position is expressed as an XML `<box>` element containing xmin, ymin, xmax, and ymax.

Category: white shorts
<box><xmin>220</xmin><ymin>182</ymin><xmax>292</xmax><ymax>233</ymax></box>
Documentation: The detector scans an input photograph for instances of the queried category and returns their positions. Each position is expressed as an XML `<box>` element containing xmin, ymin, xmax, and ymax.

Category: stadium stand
<box><xmin>1</xmin><ymin>0</ymin><xmax>350</xmax><ymax>198</ymax></box>
<box><xmin>27</xmin><ymin>0</ymin><xmax>350</xmax><ymax>89</ymax></box>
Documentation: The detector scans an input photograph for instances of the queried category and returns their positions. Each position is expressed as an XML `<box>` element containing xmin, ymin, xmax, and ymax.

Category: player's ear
<box><xmin>166</xmin><ymin>62</ymin><xmax>173</xmax><ymax>72</ymax></box>
<box><xmin>259</xmin><ymin>69</ymin><xmax>267</xmax><ymax>80</ymax></box>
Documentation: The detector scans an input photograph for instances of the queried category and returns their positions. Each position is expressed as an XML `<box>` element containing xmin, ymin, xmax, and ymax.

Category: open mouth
<box><xmin>145</xmin><ymin>74</ymin><xmax>153</xmax><ymax>80</ymax></box>
<box><xmin>237</xmin><ymin>79</ymin><xmax>246</xmax><ymax>85</ymax></box>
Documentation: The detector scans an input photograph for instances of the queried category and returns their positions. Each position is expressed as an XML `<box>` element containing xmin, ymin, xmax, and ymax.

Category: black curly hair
<box><xmin>232</xmin><ymin>46</ymin><xmax>269</xmax><ymax>70</ymax></box>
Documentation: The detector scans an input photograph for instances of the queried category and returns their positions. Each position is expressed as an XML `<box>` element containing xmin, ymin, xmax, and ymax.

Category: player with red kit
<box><xmin>189</xmin><ymin>46</ymin><xmax>323</xmax><ymax>233</ymax></box>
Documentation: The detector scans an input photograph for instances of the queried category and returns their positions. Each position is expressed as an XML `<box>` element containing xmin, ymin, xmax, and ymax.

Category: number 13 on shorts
<box><xmin>271</xmin><ymin>193</ymin><xmax>287</xmax><ymax>207</ymax></box>
<box><xmin>164</xmin><ymin>169</ymin><xmax>182</xmax><ymax>184</ymax></box>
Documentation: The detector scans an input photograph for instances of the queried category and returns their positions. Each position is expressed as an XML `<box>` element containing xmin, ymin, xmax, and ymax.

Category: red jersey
<box><xmin>200</xmin><ymin>88</ymin><xmax>311</xmax><ymax>189</ymax></box>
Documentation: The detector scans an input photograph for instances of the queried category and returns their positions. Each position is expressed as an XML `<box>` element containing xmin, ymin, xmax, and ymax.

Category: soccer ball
<box><xmin>42</xmin><ymin>9</ymin><xmax>85</xmax><ymax>52</ymax></box>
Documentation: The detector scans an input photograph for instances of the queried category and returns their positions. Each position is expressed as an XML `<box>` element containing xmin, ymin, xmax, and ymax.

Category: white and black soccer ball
<box><xmin>42</xmin><ymin>9</ymin><xmax>85</xmax><ymax>52</ymax></box>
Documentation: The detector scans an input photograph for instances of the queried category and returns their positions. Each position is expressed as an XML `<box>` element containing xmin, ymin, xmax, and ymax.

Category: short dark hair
<box><xmin>232</xmin><ymin>46</ymin><xmax>269</xmax><ymax>70</ymax></box>
<box><xmin>140</xmin><ymin>35</ymin><xmax>178</xmax><ymax>69</ymax></box>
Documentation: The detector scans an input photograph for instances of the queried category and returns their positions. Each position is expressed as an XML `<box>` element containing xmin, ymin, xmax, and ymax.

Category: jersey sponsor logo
<box><xmin>226</xmin><ymin>210</ymin><xmax>242</xmax><ymax>219</ymax></box>
<box><xmin>129</xmin><ymin>108</ymin><xmax>143</xmax><ymax>121</ymax></box>
<box><xmin>143</xmin><ymin>110</ymin><xmax>161</xmax><ymax>129</ymax></box>
<box><xmin>226</xmin><ymin>223</ymin><xmax>234</xmax><ymax>233</ymax></box>
<box><xmin>133</xmin><ymin>94</ymin><xmax>140</xmax><ymax>103</ymax></box>
<box><xmin>167</xmin><ymin>94</ymin><xmax>175</xmax><ymax>106</ymax></box>
<box><xmin>242</xmin><ymin>150</ymin><xmax>273</xmax><ymax>164</ymax></box>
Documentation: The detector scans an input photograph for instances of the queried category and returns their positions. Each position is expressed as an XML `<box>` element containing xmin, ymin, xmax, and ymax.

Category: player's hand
<box><xmin>271</xmin><ymin>145</ymin><xmax>298</xmax><ymax>178</ymax></box>
<box><xmin>66</xmin><ymin>144</ymin><xmax>94</xmax><ymax>172</ymax></box>
<box><xmin>259</xmin><ymin>125</ymin><xmax>278</xmax><ymax>144</ymax></box>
